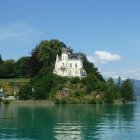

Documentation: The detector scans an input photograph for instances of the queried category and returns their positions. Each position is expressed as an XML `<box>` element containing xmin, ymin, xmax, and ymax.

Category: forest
<box><xmin>0</xmin><ymin>39</ymin><xmax>135</xmax><ymax>103</ymax></box>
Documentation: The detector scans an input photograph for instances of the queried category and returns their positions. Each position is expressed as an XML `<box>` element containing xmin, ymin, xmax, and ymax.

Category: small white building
<box><xmin>53</xmin><ymin>48</ymin><xmax>86</xmax><ymax>77</ymax></box>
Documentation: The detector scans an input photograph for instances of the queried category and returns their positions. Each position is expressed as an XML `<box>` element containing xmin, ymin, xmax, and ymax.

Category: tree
<box><xmin>37</xmin><ymin>39</ymin><xmax>67</xmax><ymax>69</ymax></box>
<box><xmin>117</xmin><ymin>76</ymin><xmax>121</xmax><ymax>86</ymax></box>
<box><xmin>16</xmin><ymin>56</ymin><xmax>30</xmax><ymax>77</ymax></box>
<box><xmin>28</xmin><ymin>49</ymin><xmax>42</xmax><ymax>77</ymax></box>
<box><xmin>0</xmin><ymin>55</ymin><xmax>3</xmax><ymax>64</ymax></box>
<box><xmin>81</xmin><ymin>73</ymin><xmax>101</xmax><ymax>93</ymax></box>
<box><xmin>104</xmin><ymin>78</ymin><xmax>117</xmax><ymax>103</ymax></box>
<box><xmin>80</xmin><ymin>53</ymin><xmax>105</xmax><ymax>82</ymax></box>
<box><xmin>18</xmin><ymin>85</ymin><xmax>33</xmax><ymax>100</ymax></box>
<box><xmin>0</xmin><ymin>65</ymin><xmax>7</xmax><ymax>78</ymax></box>
<box><xmin>121</xmin><ymin>79</ymin><xmax>134</xmax><ymax>101</ymax></box>
<box><xmin>2</xmin><ymin>59</ymin><xmax>16</xmax><ymax>78</ymax></box>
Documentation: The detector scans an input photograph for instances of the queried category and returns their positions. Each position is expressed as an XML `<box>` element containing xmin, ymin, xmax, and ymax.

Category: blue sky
<box><xmin>0</xmin><ymin>0</ymin><xmax>140</xmax><ymax>79</ymax></box>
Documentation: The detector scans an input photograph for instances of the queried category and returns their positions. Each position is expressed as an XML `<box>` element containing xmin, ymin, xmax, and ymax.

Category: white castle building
<box><xmin>53</xmin><ymin>48</ymin><xmax>86</xmax><ymax>77</ymax></box>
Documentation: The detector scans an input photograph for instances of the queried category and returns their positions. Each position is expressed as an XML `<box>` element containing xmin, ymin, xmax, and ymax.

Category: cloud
<box><xmin>95</xmin><ymin>51</ymin><xmax>121</xmax><ymax>62</ymax></box>
<box><xmin>0</xmin><ymin>22</ymin><xmax>43</xmax><ymax>42</ymax></box>
<box><xmin>86</xmin><ymin>55</ymin><xmax>96</xmax><ymax>63</ymax></box>
<box><xmin>87</xmin><ymin>50</ymin><xmax>122</xmax><ymax>67</ymax></box>
<box><xmin>102</xmin><ymin>69</ymin><xmax>140</xmax><ymax>80</ymax></box>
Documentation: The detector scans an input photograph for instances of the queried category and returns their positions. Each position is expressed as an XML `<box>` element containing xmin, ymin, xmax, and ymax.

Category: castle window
<box><xmin>75</xmin><ymin>63</ymin><xmax>77</xmax><ymax>68</ymax></box>
<box><xmin>70</xmin><ymin>63</ymin><xmax>72</xmax><ymax>68</ymax></box>
<box><xmin>69</xmin><ymin>70</ymin><xmax>71</xmax><ymax>75</ymax></box>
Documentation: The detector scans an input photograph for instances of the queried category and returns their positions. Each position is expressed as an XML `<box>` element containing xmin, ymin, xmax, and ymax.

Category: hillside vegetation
<box><xmin>0</xmin><ymin>39</ymin><xmax>135</xmax><ymax>103</ymax></box>
<box><xmin>0</xmin><ymin>78</ymin><xmax>30</xmax><ymax>94</ymax></box>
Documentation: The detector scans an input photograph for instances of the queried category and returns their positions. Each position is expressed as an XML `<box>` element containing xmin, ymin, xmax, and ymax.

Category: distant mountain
<box><xmin>132</xmin><ymin>79</ymin><xmax>140</xmax><ymax>96</ymax></box>
<box><xmin>132</xmin><ymin>79</ymin><xmax>140</xmax><ymax>87</ymax></box>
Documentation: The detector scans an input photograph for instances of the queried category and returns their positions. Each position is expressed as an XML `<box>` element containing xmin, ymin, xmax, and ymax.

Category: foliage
<box><xmin>15</xmin><ymin>57</ymin><xmax>30</xmax><ymax>77</ymax></box>
<box><xmin>104</xmin><ymin>78</ymin><xmax>117</xmax><ymax>103</ymax></box>
<box><xmin>28</xmin><ymin>49</ymin><xmax>42</xmax><ymax>77</ymax></box>
<box><xmin>0</xmin><ymin>55</ymin><xmax>2</xmax><ymax>64</ymax></box>
<box><xmin>0</xmin><ymin>59</ymin><xmax>19</xmax><ymax>78</ymax></box>
<box><xmin>2</xmin><ymin>99</ymin><xmax>10</xmax><ymax>105</ymax></box>
<box><xmin>81</xmin><ymin>73</ymin><xmax>105</xmax><ymax>94</ymax></box>
<box><xmin>81</xmin><ymin>53</ymin><xmax>105</xmax><ymax>82</ymax></box>
<box><xmin>120</xmin><ymin>79</ymin><xmax>134</xmax><ymax>101</ymax></box>
<box><xmin>0</xmin><ymin>39</ymin><xmax>135</xmax><ymax>103</ymax></box>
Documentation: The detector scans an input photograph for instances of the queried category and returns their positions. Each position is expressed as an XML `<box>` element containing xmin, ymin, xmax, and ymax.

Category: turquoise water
<box><xmin>0</xmin><ymin>100</ymin><xmax>140</xmax><ymax>140</ymax></box>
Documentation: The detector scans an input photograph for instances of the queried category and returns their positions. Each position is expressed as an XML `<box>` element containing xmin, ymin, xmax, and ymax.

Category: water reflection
<box><xmin>0</xmin><ymin>102</ymin><xmax>137</xmax><ymax>139</ymax></box>
<box><xmin>54</xmin><ymin>122</ymin><xmax>83</xmax><ymax>139</ymax></box>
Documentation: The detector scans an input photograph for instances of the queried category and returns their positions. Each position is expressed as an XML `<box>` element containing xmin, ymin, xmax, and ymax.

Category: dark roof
<box><xmin>68</xmin><ymin>53</ymin><xmax>81</xmax><ymax>60</ymax></box>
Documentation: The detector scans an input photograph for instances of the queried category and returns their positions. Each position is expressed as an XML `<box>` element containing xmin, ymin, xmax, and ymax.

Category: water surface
<box><xmin>0</xmin><ymin>100</ymin><xmax>139</xmax><ymax>140</ymax></box>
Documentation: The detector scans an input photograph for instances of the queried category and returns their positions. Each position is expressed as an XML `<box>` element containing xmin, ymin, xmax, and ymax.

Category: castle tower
<box><xmin>61</xmin><ymin>48</ymin><xmax>69</xmax><ymax>62</ymax></box>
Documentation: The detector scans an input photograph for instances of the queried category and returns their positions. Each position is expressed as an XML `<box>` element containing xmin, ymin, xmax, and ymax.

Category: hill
<box><xmin>0</xmin><ymin>39</ymin><xmax>135</xmax><ymax>103</ymax></box>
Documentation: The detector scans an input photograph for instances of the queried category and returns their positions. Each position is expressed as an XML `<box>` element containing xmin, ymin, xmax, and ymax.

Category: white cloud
<box><xmin>87</xmin><ymin>55</ymin><xmax>96</xmax><ymax>63</ymax></box>
<box><xmin>102</xmin><ymin>69</ymin><xmax>140</xmax><ymax>80</ymax></box>
<box><xmin>87</xmin><ymin>51</ymin><xmax>140</xmax><ymax>80</ymax></box>
<box><xmin>87</xmin><ymin>50</ymin><xmax>122</xmax><ymax>66</ymax></box>
<box><xmin>95</xmin><ymin>50</ymin><xmax>121</xmax><ymax>62</ymax></box>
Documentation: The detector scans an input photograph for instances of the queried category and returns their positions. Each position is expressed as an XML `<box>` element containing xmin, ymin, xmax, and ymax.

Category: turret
<box><xmin>61</xmin><ymin>48</ymin><xmax>69</xmax><ymax>61</ymax></box>
<box><xmin>61</xmin><ymin>48</ymin><xmax>69</xmax><ymax>54</ymax></box>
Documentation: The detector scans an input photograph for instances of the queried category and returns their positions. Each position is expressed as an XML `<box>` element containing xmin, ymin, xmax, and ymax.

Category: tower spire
<box><xmin>56</xmin><ymin>54</ymin><xmax>59</xmax><ymax>62</ymax></box>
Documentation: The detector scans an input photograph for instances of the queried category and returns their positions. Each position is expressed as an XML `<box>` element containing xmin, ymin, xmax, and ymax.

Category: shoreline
<box><xmin>0</xmin><ymin>99</ymin><xmax>134</xmax><ymax>106</ymax></box>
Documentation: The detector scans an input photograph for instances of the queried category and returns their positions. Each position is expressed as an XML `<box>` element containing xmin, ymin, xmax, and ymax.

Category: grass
<box><xmin>0</xmin><ymin>78</ymin><xmax>30</xmax><ymax>94</ymax></box>
<box><xmin>0</xmin><ymin>78</ymin><xmax>30</xmax><ymax>84</ymax></box>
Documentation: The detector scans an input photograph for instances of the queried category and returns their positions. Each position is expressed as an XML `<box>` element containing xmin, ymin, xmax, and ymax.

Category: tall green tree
<box><xmin>28</xmin><ymin>49</ymin><xmax>42</xmax><ymax>77</ymax></box>
<box><xmin>37</xmin><ymin>39</ymin><xmax>67</xmax><ymax>69</ymax></box>
<box><xmin>3</xmin><ymin>59</ymin><xmax>16</xmax><ymax>78</ymax></box>
<box><xmin>117</xmin><ymin>76</ymin><xmax>121</xmax><ymax>86</ymax></box>
<box><xmin>0</xmin><ymin>55</ymin><xmax>2</xmax><ymax>64</ymax></box>
<box><xmin>121</xmin><ymin>79</ymin><xmax>134</xmax><ymax>101</ymax></box>
<box><xmin>0</xmin><ymin>65</ymin><xmax>7</xmax><ymax>78</ymax></box>
<box><xmin>104</xmin><ymin>78</ymin><xmax>117</xmax><ymax>103</ymax></box>
<box><xmin>16</xmin><ymin>56</ymin><xmax>30</xmax><ymax>77</ymax></box>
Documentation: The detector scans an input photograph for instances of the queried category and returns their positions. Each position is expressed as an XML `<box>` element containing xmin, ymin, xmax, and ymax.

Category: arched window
<box><xmin>70</xmin><ymin>63</ymin><xmax>72</xmax><ymax>68</ymax></box>
<box><xmin>75</xmin><ymin>63</ymin><xmax>77</xmax><ymax>68</ymax></box>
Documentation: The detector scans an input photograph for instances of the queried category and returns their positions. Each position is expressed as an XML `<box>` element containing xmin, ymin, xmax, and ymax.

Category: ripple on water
<box><xmin>54</xmin><ymin>121</ymin><xmax>86</xmax><ymax>140</ymax></box>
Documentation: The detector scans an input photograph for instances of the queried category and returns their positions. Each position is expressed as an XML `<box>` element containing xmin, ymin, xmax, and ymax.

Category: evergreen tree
<box><xmin>0</xmin><ymin>55</ymin><xmax>2</xmax><ymax>64</ymax></box>
<box><xmin>121</xmin><ymin>79</ymin><xmax>134</xmax><ymax>101</ymax></box>
<box><xmin>117</xmin><ymin>76</ymin><xmax>121</xmax><ymax>86</ymax></box>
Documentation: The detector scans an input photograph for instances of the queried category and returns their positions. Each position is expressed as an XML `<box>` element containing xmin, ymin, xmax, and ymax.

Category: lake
<box><xmin>0</xmin><ymin>99</ymin><xmax>140</xmax><ymax>140</ymax></box>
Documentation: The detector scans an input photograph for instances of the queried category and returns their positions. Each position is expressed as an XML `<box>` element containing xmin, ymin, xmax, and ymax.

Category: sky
<box><xmin>0</xmin><ymin>0</ymin><xmax>140</xmax><ymax>80</ymax></box>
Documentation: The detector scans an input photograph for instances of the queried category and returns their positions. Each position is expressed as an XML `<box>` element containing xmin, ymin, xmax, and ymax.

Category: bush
<box><xmin>3</xmin><ymin>100</ymin><xmax>10</xmax><ymax>105</ymax></box>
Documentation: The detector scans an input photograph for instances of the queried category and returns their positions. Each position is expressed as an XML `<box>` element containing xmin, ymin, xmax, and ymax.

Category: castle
<box><xmin>53</xmin><ymin>48</ymin><xmax>86</xmax><ymax>77</ymax></box>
